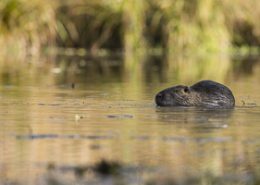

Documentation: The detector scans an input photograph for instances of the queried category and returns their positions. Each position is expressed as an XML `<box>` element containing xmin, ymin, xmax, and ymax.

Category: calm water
<box><xmin>0</xmin><ymin>55</ymin><xmax>260</xmax><ymax>185</ymax></box>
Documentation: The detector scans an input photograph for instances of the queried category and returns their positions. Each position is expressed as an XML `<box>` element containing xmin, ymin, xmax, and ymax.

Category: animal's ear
<box><xmin>184</xmin><ymin>86</ymin><xmax>190</xmax><ymax>93</ymax></box>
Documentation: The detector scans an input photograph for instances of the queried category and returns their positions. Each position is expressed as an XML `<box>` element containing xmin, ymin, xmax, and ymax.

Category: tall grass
<box><xmin>221</xmin><ymin>0</ymin><xmax>260</xmax><ymax>46</ymax></box>
<box><xmin>0</xmin><ymin>0</ymin><xmax>56</xmax><ymax>57</ymax></box>
<box><xmin>0</xmin><ymin>0</ymin><xmax>259</xmax><ymax>58</ymax></box>
<box><xmin>55</xmin><ymin>0</ymin><xmax>123</xmax><ymax>51</ymax></box>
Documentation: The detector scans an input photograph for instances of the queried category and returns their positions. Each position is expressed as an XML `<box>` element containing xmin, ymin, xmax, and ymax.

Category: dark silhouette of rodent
<box><xmin>155</xmin><ymin>80</ymin><xmax>235</xmax><ymax>108</ymax></box>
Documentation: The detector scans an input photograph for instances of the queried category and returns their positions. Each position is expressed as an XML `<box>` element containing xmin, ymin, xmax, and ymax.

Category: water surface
<box><xmin>0</xmin><ymin>55</ymin><xmax>260</xmax><ymax>185</ymax></box>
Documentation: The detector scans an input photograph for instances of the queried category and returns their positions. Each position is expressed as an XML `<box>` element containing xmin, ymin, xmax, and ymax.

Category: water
<box><xmin>0</xmin><ymin>55</ymin><xmax>260</xmax><ymax>185</ymax></box>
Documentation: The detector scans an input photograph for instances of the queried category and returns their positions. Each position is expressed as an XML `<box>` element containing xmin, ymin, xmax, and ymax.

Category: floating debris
<box><xmin>241</xmin><ymin>99</ymin><xmax>257</xmax><ymax>107</ymax></box>
<box><xmin>75</xmin><ymin>114</ymin><xmax>83</xmax><ymax>121</ymax></box>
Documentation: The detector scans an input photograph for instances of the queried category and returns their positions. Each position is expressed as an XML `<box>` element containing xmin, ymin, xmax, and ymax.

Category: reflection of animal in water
<box><xmin>156</xmin><ymin>107</ymin><xmax>233</xmax><ymax>130</ymax></box>
<box><xmin>155</xmin><ymin>80</ymin><xmax>235</xmax><ymax>108</ymax></box>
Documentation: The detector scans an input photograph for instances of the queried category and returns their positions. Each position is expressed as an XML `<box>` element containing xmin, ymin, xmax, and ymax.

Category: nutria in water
<box><xmin>155</xmin><ymin>80</ymin><xmax>235</xmax><ymax>108</ymax></box>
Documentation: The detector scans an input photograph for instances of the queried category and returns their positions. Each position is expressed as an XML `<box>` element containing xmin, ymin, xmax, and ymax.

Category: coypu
<box><xmin>155</xmin><ymin>80</ymin><xmax>235</xmax><ymax>108</ymax></box>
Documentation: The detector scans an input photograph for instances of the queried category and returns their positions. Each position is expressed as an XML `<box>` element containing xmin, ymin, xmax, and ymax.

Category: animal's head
<box><xmin>155</xmin><ymin>85</ymin><xmax>197</xmax><ymax>106</ymax></box>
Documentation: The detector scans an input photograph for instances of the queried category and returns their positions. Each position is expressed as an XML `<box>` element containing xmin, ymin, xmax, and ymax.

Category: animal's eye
<box><xmin>184</xmin><ymin>87</ymin><xmax>189</xmax><ymax>93</ymax></box>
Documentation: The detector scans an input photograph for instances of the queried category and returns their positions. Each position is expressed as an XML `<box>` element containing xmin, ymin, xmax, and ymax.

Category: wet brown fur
<box><xmin>155</xmin><ymin>80</ymin><xmax>235</xmax><ymax>108</ymax></box>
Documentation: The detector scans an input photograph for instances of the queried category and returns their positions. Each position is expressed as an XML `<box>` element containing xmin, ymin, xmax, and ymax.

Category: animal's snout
<box><xmin>155</xmin><ymin>92</ymin><xmax>164</xmax><ymax>105</ymax></box>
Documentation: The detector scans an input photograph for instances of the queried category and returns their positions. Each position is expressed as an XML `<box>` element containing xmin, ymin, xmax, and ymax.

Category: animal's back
<box><xmin>191</xmin><ymin>80</ymin><xmax>235</xmax><ymax>108</ymax></box>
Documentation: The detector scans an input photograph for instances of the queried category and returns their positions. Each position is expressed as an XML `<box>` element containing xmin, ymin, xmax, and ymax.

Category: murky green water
<box><xmin>0</xmin><ymin>55</ymin><xmax>260</xmax><ymax>185</ymax></box>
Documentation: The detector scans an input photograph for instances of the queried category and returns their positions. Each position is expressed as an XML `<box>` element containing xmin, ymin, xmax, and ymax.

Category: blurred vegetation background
<box><xmin>0</xmin><ymin>0</ymin><xmax>259</xmax><ymax>58</ymax></box>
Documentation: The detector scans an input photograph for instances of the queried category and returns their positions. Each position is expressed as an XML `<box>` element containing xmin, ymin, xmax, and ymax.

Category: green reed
<box><xmin>0</xmin><ymin>0</ymin><xmax>259</xmax><ymax>58</ymax></box>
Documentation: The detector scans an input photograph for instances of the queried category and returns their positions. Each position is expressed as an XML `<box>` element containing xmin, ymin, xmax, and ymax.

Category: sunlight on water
<box><xmin>0</xmin><ymin>55</ymin><xmax>260</xmax><ymax>185</ymax></box>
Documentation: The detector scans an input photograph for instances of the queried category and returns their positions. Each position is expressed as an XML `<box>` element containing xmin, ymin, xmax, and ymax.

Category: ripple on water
<box><xmin>15</xmin><ymin>134</ymin><xmax>117</xmax><ymax>140</ymax></box>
